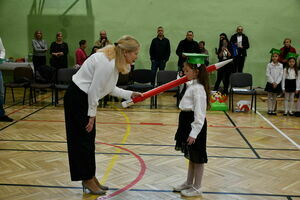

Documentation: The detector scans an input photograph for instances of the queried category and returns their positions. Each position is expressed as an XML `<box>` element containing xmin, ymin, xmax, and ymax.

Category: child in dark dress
<box><xmin>173</xmin><ymin>61</ymin><xmax>210</xmax><ymax>197</ymax></box>
<box><xmin>282</xmin><ymin>54</ymin><xmax>298</xmax><ymax>116</ymax></box>
<box><xmin>264</xmin><ymin>51</ymin><xmax>283</xmax><ymax>115</ymax></box>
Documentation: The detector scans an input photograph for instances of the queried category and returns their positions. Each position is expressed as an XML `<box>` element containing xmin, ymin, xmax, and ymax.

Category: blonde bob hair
<box><xmin>99</xmin><ymin>35</ymin><xmax>140</xmax><ymax>74</ymax></box>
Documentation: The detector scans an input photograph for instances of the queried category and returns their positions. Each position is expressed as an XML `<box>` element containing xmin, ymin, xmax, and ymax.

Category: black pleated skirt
<box><xmin>64</xmin><ymin>82</ymin><xmax>96</xmax><ymax>181</ymax></box>
<box><xmin>285</xmin><ymin>79</ymin><xmax>296</xmax><ymax>92</ymax></box>
<box><xmin>175</xmin><ymin>111</ymin><xmax>208</xmax><ymax>163</ymax></box>
<box><xmin>264</xmin><ymin>82</ymin><xmax>282</xmax><ymax>93</ymax></box>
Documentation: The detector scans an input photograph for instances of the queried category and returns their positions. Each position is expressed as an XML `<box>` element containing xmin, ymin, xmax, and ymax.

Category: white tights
<box><xmin>284</xmin><ymin>92</ymin><xmax>295</xmax><ymax>113</ymax></box>
<box><xmin>187</xmin><ymin>161</ymin><xmax>204</xmax><ymax>189</ymax></box>
<box><xmin>267</xmin><ymin>92</ymin><xmax>277</xmax><ymax>112</ymax></box>
<box><xmin>296</xmin><ymin>97</ymin><xmax>300</xmax><ymax>112</ymax></box>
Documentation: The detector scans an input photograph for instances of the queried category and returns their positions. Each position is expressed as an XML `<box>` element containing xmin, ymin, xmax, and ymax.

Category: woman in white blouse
<box><xmin>173</xmin><ymin>62</ymin><xmax>210</xmax><ymax>197</ymax></box>
<box><xmin>64</xmin><ymin>35</ymin><xmax>141</xmax><ymax>195</ymax></box>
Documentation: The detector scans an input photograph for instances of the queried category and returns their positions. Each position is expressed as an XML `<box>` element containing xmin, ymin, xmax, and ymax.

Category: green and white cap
<box><xmin>269</xmin><ymin>48</ymin><xmax>281</xmax><ymax>55</ymax></box>
<box><xmin>286</xmin><ymin>52</ymin><xmax>299</xmax><ymax>59</ymax></box>
<box><xmin>183</xmin><ymin>53</ymin><xmax>208</xmax><ymax>64</ymax></box>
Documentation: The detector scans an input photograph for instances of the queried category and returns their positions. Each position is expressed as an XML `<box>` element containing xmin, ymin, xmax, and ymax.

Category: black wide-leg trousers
<box><xmin>64</xmin><ymin>82</ymin><xmax>96</xmax><ymax>181</ymax></box>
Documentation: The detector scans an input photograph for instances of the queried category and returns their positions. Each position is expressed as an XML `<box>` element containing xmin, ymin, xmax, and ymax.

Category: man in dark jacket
<box><xmin>176</xmin><ymin>31</ymin><xmax>200</xmax><ymax>71</ymax></box>
<box><xmin>230</xmin><ymin>26</ymin><xmax>250</xmax><ymax>72</ymax></box>
<box><xmin>149</xmin><ymin>26</ymin><xmax>171</xmax><ymax>83</ymax></box>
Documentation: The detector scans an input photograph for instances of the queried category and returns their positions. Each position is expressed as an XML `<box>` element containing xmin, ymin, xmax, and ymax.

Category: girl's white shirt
<box><xmin>282</xmin><ymin>67</ymin><xmax>298</xmax><ymax>90</ymax></box>
<box><xmin>179</xmin><ymin>80</ymin><xmax>207</xmax><ymax>138</ymax></box>
<box><xmin>266</xmin><ymin>62</ymin><xmax>283</xmax><ymax>84</ymax></box>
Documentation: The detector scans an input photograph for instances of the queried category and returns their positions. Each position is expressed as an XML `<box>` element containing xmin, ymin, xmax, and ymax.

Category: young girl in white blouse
<box><xmin>264</xmin><ymin>51</ymin><xmax>283</xmax><ymax>115</ymax></box>
<box><xmin>173</xmin><ymin>62</ymin><xmax>210</xmax><ymax>197</ymax></box>
<box><xmin>282</xmin><ymin>55</ymin><xmax>298</xmax><ymax>116</ymax></box>
<box><xmin>295</xmin><ymin>73</ymin><xmax>300</xmax><ymax>117</ymax></box>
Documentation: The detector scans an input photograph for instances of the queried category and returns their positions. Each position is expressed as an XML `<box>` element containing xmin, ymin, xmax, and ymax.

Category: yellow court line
<box><xmin>100</xmin><ymin>107</ymin><xmax>131</xmax><ymax>184</ymax></box>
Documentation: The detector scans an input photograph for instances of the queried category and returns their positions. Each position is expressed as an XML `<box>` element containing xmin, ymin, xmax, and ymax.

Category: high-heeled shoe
<box><xmin>93</xmin><ymin>176</ymin><xmax>109</xmax><ymax>190</ymax></box>
<box><xmin>82</xmin><ymin>182</ymin><xmax>106</xmax><ymax>195</ymax></box>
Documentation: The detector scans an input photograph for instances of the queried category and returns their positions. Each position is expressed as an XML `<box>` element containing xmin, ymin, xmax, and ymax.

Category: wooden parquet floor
<box><xmin>0</xmin><ymin>89</ymin><xmax>299</xmax><ymax>200</ymax></box>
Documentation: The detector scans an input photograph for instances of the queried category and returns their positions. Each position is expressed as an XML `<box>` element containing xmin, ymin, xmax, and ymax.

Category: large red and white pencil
<box><xmin>122</xmin><ymin>59</ymin><xmax>233</xmax><ymax>108</ymax></box>
<box><xmin>206</xmin><ymin>59</ymin><xmax>233</xmax><ymax>72</ymax></box>
<box><xmin>122</xmin><ymin>76</ymin><xmax>189</xmax><ymax>107</ymax></box>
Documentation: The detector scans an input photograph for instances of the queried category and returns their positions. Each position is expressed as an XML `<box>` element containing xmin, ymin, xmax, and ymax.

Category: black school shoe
<box><xmin>288</xmin><ymin>112</ymin><xmax>294</xmax><ymax>116</ymax></box>
<box><xmin>0</xmin><ymin>115</ymin><xmax>13</xmax><ymax>122</ymax></box>
<box><xmin>271</xmin><ymin>112</ymin><xmax>277</xmax><ymax>115</ymax></box>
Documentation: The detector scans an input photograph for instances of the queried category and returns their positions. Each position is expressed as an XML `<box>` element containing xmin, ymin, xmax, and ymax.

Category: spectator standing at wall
<box><xmin>230</xmin><ymin>26</ymin><xmax>250</xmax><ymax>72</ymax></box>
<box><xmin>279</xmin><ymin>38</ymin><xmax>297</xmax><ymax>67</ymax></box>
<box><xmin>149</xmin><ymin>27</ymin><xmax>171</xmax><ymax>70</ymax></box>
<box><xmin>176</xmin><ymin>31</ymin><xmax>200</xmax><ymax>71</ymax></box>
<box><xmin>94</xmin><ymin>30</ymin><xmax>111</xmax><ymax>49</ymax></box>
<box><xmin>75</xmin><ymin>40</ymin><xmax>88</xmax><ymax>67</ymax></box>
<box><xmin>213</xmin><ymin>33</ymin><xmax>233</xmax><ymax>94</ymax></box>
<box><xmin>32</xmin><ymin>30</ymin><xmax>48</xmax><ymax>69</ymax></box>
<box><xmin>50</xmin><ymin>32</ymin><xmax>69</xmax><ymax>69</ymax></box>
<box><xmin>149</xmin><ymin>26</ymin><xmax>171</xmax><ymax>84</ymax></box>
<box><xmin>198</xmin><ymin>41</ymin><xmax>209</xmax><ymax>66</ymax></box>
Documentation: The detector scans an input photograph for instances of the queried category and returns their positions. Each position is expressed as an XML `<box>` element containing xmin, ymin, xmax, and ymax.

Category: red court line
<box><xmin>6</xmin><ymin>95</ymin><xmax>52</xmax><ymax>116</ymax></box>
<box><xmin>20</xmin><ymin>119</ymin><xmax>300</xmax><ymax>131</ymax></box>
<box><xmin>6</xmin><ymin>98</ymin><xmax>299</xmax><ymax>131</ymax></box>
<box><xmin>7</xmin><ymin>105</ymin><xmax>29</xmax><ymax>115</ymax></box>
<box><xmin>140</xmin><ymin>122</ymin><xmax>164</xmax><ymax>125</ymax></box>
<box><xmin>96</xmin><ymin>142</ymin><xmax>146</xmax><ymax>200</ymax></box>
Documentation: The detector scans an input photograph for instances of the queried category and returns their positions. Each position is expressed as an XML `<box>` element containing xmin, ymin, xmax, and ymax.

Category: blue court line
<box><xmin>130</xmin><ymin>189</ymin><xmax>300</xmax><ymax>198</ymax></box>
<box><xmin>0</xmin><ymin>149</ymin><xmax>129</xmax><ymax>155</ymax></box>
<box><xmin>0</xmin><ymin>148</ymin><xmax>68</xmax><ymax>153</ymax></box>
<box><xmin>1</xmin><ymin>139</ymin><xmax>299</xmax><ymax>152</ymax></box>
<box><xmin>112</xmin><ymin>143</ymin><xmax>299</xmax><ymax>151</ymax></box>
<box><xmin>0</xmin><ymin>183</ymin><xmax>82</xmax><ymax>189</ymax></box>
<box><xmin>138</xmin><ymin>153</ymin><xmax>300</xmax><ymax>161</ymax></box>
<box><xmin>224</xmin><ymin>111</ymin><xmax>261</xmax><ymax>158</ymax></box>
<box><xmin>0</xmin><ymin>183</ymin><xmax>299</xmax><ymax>198</ymax></box>
<box><xmin>0</xmin><ymin>139</ymin><xmax>67</xmax><ymax>143</ymax></box>
<box><xmin>0</xmin><ymin>148</ymin><xmax>299</xmax><ymax>161</ymax></box>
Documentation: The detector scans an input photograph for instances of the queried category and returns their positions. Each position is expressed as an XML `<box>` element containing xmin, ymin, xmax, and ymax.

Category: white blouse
<box><xmin>72</xmin><ymin>52</ymin><xmax>132</xmax><ymax>117</ymax></box>
<box><xmin>237</xmin><ymin>35</ymin><xmax>242</xmax><ymax>48</ymax></box>
<box><xmin>179</xmin><ymin>80</ymin><xmax>207</xmax><ymax>138</ymax></box>
<box><xmin>297</xmin><ymin>70</ymin><xmax>300</xmax><ymax>91</ymax></box>
<box><xmin>266</xmin><ymin>62</ymin><xmax>283</xmax><ymax>84</ymax></box>
<box><xmin>282</xmin><ymin>68</ymin><xmax>298</xmax><ymax>90</ymax></box>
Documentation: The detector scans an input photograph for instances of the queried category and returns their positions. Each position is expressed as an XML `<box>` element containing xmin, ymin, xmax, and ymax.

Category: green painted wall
<box><xmin>0</xmin><ymin>0</ymin><xmax>299</xmax><ymax>87</ymax></box>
